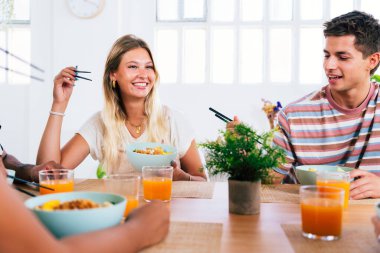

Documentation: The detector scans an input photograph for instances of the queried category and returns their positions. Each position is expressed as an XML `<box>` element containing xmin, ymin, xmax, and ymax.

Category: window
<box><xmin>0</xmin><ymin>0</ymin><xmax>31</xmax><ymax>85</ymax></box>
<box><xmin>155</xmin><ymin>0</ymin><xmax>380</xmax><ymax>86</ymax></box>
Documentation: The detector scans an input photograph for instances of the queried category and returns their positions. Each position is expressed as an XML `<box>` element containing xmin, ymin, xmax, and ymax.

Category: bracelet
<box><xmin>49</xmin><ymin>110</ymin><xmax>65</xmax><ymax>117</ymax></box>
<box><xmin>189</xmin><ymin>174</ymin><xmax>192</xmax><ymax>181</ymax></box>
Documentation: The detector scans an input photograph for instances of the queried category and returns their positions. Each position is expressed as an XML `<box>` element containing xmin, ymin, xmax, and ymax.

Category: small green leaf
<box><xmin>96</xmin><ymin>164</ymin><xmax>106</xmax><ymax>179</ymax></box>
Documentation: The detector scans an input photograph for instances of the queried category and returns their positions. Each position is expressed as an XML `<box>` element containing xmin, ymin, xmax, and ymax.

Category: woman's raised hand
<box><xmin>52</xmin><ymin>66</ymin><xmax>77</xmax><ymax>107</ymax></box>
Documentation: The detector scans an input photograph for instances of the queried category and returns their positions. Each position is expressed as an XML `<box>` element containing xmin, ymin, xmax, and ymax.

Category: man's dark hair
<box><xmin>323</xmin><ymin>11</ymin><xmax>380</xmax><ymax>75</ymax></box>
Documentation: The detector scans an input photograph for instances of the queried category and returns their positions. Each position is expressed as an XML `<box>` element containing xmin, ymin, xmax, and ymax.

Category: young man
<box><xmin>273</xmin><ymin>11</ymin><xmax>380</xmax><ymax>199</ymax></box>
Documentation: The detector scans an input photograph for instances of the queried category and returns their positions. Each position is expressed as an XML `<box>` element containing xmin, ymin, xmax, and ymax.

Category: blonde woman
<box><xmin>37</xmin><ymin>34</ymin><xmax>206</xmax><ymax>181</ymax></box>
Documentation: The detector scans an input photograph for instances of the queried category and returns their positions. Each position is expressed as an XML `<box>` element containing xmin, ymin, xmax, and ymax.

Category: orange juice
<box><xmin>39</xmin><ymin>180</ymin><xmax>74</xmax><ymax>195</ymax></box>
<box><xmin>124</xmin><ymin>196</ymin><xmax>139</xmax><ymax>216</ymax></box>
<box><xmin>317</xmin><ymin>180</ymin><xmax>350</xmax><ymax>208</ymax></box>
<box><xmin>143</xmin><ymin>177</ymin><xmax>172</xmax><ymax>201</ymax></box>
<box><xmin>301</xmin><ymin>198</ymin><xmax>343</xmax><ymax>237</ymax></box>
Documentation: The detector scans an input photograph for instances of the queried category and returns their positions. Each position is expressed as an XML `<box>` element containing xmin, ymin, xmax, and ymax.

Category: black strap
<box><xmin>354</xmin><ymin>111</ymin><xmax>376</xmax><ymax>169</ymax></box>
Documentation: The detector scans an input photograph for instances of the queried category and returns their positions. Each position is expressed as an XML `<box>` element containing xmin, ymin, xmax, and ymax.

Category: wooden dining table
<box><xmin>16</xmin><ymin>180</ymin><xmax>379</xmax><ymax>253</ymax></box>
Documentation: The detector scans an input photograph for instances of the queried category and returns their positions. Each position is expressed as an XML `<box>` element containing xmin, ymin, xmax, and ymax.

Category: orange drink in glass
<box><xmin>39</xmin><ymin>169</ymin><xmax>74</xmax><ymax>195</ymax></box>
<box><xmin>300</xmin><ymin>185</ymin><xmax>344</xmax><ymax>241</ymax></box>
<box><xmin>104</xmin><ymin>174</ymin><xmax>140</xmax><ymax>217</ymax></box>
<box><xmin>142</xmin><ymin>166</ymin><xmax>173</xmax><ymax>202</ymax></box>
<box><xmin>317</xmin><ymin>171</ymin><xmax>350</xmax><ymax>208</ymax></box>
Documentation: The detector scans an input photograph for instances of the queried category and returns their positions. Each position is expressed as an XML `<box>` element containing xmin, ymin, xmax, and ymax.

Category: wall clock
<box><xmin>66</xmin><ymin>0</ymin><xmax>105</xmax><ymax>19</ymax></box>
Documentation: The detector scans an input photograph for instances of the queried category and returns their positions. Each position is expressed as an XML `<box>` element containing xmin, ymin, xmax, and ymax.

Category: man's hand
<box><xmin>350</xmin><ymin>169</ymin><xmax>380</xmax><ymax>199</ymax></box>
<box><xmin>23</xmin><ymin>161</ymin><xmax>64</xmax><ymax>182</ymax></box>
<box><xmin>226</xmin><ymin>116</ymin><xmax>240</xmax><ymax>132</ymax></box>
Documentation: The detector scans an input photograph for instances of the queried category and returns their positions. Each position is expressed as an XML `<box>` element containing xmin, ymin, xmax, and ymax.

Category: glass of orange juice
<box><xmin>316</xmin><ymin>171</ymin><xmax>350</xmax><ymax>209</ymax></box>
<box><xmin>300</xmin><ymin>185</ymin><xmax>344</xmax><ymax>241</ymax></box>
<box><xmin>142</xmin><ymin>166</ymin><xmax>173</xmax><ymax>202</ymax></box>
<box><xmin>39</xmin><ymin>169</ymin><xmax>74</xmax><ymax>195</ymax></box>
<box><xmin>104</xmin><ymin>174</ymin><xmax>140</xmax><ymax>217</ymax></box>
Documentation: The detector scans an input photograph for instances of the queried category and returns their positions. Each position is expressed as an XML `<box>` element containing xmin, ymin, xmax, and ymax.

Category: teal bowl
<box><xmin>126</xmin><ymin>142</ymin><xmax>177</xmax><ymax>171</ymax></box>
<box><xmin>25</xmin><ymin>192</ymin><xmax>126</xmax><ymax>238</ymax></box>
<box><xmin>295</xmin><ymin>165</ymin><xmax>354</xmax><ymax>185</ymax></box>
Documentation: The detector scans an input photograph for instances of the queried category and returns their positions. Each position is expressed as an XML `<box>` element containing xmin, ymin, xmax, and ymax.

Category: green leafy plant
<box><xmin>371</xmin><ymin>74</ymin><xmax>380</xmax><ymax>83</ymax></box>
<box><xmin>200</xmin><ymin>123</ymin><xmax>286</xmax><ymax>183</ymax></box>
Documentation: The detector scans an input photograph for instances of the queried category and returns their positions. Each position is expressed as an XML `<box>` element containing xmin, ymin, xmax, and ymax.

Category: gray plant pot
<box><xmin>228</xmin><ymin>179</ymin><xmax>261</xmax><ymax>215</ymax></box>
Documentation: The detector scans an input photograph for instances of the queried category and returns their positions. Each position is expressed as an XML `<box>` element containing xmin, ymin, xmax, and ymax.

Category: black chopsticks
<box><xmin>0</xmin><ymin>66</ymin><xmax>45</xmax><ymax>82</ymax></box>
<box><xmin>7</xmin><ymin>175</ymin><xmax>55</xmax><ymax>191</ymax></box>
<box><xmin>15</xmin><ymin>187</ymin><xmax>37</xmax><ymax>197</ymax></box>
<box><xmin>209</xmin><ymin>107</ymin><xmax>233</xmax><ymax>123</ymax></box>
<box><xmin>0</xmin><ymin>47</ymin><xmax>44</xmax><ymax>73</ymax></box>
<box><xmin>75</xmin><ymin>66</ymin><xmax>92</xmax><ymax>82</ymax></box>
<box><xmin>0</xmin><ymin>47</ymin><xmax>45</xmax><ymax>82</ymax></box>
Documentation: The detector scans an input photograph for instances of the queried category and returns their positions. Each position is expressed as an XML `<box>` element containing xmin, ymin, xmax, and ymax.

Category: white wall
<box><xmin>0</xmin><ymin>0</ymin><xmax>320</xmax><ymax>178</ymax></box>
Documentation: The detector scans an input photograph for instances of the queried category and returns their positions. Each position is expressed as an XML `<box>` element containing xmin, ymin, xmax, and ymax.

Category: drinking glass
<box><xmin>316</xmin><ymin>171</ymin><xmax>350</xmax><ymax>208</ymax></box>
<box><xmin>104</xmin><ymin>174</ymin><xmax>140</xmax><ymax>217</ymax></box>
<box><xmin>142</xmin><ymin>166</ymin><xmax>173</xmax><ymax>202</ymax></box>
<box><xmin>39</xmin><ymin>169</ymin><xmax>74</xmax><ymax>195</ymax></box>
<box><xmin>300</xmin><ymin>185</ymin><xmax>344</xmax><ymax>241</ymax></box>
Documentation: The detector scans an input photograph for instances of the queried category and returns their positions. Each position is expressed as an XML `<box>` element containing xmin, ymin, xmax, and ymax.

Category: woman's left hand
<box><xmin>170</xmin><ymin>160</ymin><xmax>191</xmax><ymax>181</ymax></box>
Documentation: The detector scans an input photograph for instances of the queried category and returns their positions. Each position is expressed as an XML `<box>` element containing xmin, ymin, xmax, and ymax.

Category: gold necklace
<box><xmin>127</xmin><ymin>121</ymin><xmax>144</xmax><ymax>134</ymax></box>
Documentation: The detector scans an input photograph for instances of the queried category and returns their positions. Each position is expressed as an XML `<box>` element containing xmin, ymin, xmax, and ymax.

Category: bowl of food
<box><xmin>6</xmin><ymin>169</ymin><xmax>15</xmax><ymax>185</ymax></box>
<box><xmin>125</xmin><ymin>142</ymin><xmax>177</xmax><ymax>171</ymax></box>
<box><xmin>25</xmin><ymin>192</ymin><xmax>126</xmax><ymax>238</ymax></box>
<box><xmin>295</xmin><ymin>165</ymin><xmax>354</xmax><ymax>185</ymax></box>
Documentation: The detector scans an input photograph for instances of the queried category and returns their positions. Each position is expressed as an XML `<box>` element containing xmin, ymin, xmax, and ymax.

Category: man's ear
<box><xmin>369</xmin><ymin>52</ymin><xmax>380</xmax><ymax>71</ymax></box>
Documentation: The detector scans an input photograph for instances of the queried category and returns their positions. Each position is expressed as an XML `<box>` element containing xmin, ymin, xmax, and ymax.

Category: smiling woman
<box><xmin>37</xmin><ymin>34</ymin><xmax>207</xmax><ymax>182</ymax></box>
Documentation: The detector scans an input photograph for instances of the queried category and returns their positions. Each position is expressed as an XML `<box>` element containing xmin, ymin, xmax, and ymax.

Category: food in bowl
<box><xmin>35</xmin><ymin>199</ymin><xmax>113</xmax><ymax>211</ymax></box>
<box><xmin>133</xmin><ymin>146</ymin><xmax>173</xmax><ymax>155</ymax></box>
<box><xmin>25</xmin><ymin>192</ymin><xmax>126</xmax><ymax>238</ymax></box>
<box><xmin>126</xmin><ymin>142</ymin><xmax>177</xmax><ymax>171</ymax></box>
<box><xmin>295</xmin><ymin>165</ymin><xmax>354</xmax><ymax>185</ymax></box>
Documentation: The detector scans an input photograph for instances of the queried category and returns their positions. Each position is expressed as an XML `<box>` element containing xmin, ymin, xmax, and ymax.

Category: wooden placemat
<box><xmin>171</xmin><ymin>182</ymin><xmax>215</xmax><ymax>199</ymax></box>
<box><xmin>350</xmin><ymin>198</ymin><xmax>379</xmax><ymax>206</ymax></box>
<box><xmin>261</xmin><ymin>184</ymin><xmax>300</xmax><ymax>204</ymax></box>
<box><xmin>281</xmin><ymin>224</ymin><xmax>379</xmax><ymax>253</ymax></box>
<box><xmin>143</xmin><ymin>221</ymin><xmax>222</xmax><ymax>253</ymax></box>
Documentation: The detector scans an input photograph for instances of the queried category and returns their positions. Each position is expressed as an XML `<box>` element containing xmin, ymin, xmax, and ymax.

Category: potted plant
<box><xmin>201</xmin><ymin>123</ymin><xmax>285</xmax><ymax>215</ymax></box>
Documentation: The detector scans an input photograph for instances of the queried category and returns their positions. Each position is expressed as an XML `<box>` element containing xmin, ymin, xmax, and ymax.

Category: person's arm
<box><xmin>175</xmin><ymin>140</ymin><xmax>206</xmax><ymax>181</ymax></box>
<box><xmin>271</xmin><ymin>111</ymin><xmax>298</xmax><ymax>181</ymax></box>
<box><xmin>2</xmin><ymin>150</ymin><xmax>63</xmax><ymax>182</ymax></box>
<box><xmin>349</xmin><ymin>169</ymin><xmax>380</xmax><ymax>199</ymax></box>
<box><xmin>37</xmin><ymin>67</ymin><xmax>76</xmax><ymax>165</ymax></box>
<box><xmin>0</xmin><ymin>159</ymin><xmax>169</xmax><ymax>253</ymax></box>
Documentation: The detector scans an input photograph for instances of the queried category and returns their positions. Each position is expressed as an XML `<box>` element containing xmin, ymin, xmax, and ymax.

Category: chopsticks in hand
<box><xmin>209</xmin><ymin>107</ymin><xmax>233</xmax><ymax>123</ymax></box>
<box><xmin>209</xmin><ymin>107</ymin><xmax>263</xmax><ymax>144</ymax></box>
<box><xmin>75</xmin><ymin>66</ymin><xmax>92</xmax><ymax>82</ymax></box>
<box><xmin>6</xmin><ymin>175</ymin><xmax>55</xmax><ymax>191</ymax></box>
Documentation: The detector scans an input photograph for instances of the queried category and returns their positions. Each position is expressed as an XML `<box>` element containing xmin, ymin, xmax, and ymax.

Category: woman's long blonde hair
<box><xmin>101</xmin><ymin>34</ymin><xmax>168</xmax><ymax>174</ymax></box>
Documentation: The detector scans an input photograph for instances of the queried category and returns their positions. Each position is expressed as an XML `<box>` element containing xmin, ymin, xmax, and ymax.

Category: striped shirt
<box><xmin>273</xmin><ymin>82</ymin><xmax>380</xmax><ymax>176</ymax></box>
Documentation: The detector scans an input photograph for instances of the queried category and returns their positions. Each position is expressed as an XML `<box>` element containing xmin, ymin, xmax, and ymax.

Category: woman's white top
<box><xmin>78</xmin><ymin>106</ymin><xmax>194</xmax><ymax>173</ymax></box>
